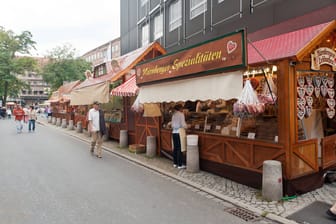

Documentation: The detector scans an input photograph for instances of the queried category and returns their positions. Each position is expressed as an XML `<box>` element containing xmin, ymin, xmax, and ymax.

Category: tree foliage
<box><xmin>42</xmin><ymin>44</ymin><xmax>92</xmax><ymax>91</ymax></box>
<box><xmin>0</xmin><ymin>27</ymin><xmax>37</xmax><ymax>106</ymax></box>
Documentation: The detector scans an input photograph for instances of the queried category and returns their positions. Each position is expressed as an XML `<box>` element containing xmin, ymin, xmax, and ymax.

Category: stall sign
<box><xmin>136</xmin><ymin>30</ymin><xmax>247</xmax><ymax>86</ymax></box>
<box><xmin>311</xmin><ymin>47</ymin><xmax>336</xmax><ymax>71</ymax></box>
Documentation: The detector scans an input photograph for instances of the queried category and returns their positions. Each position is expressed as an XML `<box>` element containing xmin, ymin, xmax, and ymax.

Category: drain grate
<box><xmin>225</xmin><ymin>207</ymin><xmax>259</xmax><ymax>221</ymax></box>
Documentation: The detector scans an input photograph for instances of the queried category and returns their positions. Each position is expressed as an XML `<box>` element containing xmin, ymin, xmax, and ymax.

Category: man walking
<box><xmin>28</xmin><ymin>106</ymin><xmax>37</xmax><ymax>132</ymax></box>
<box><xmin>13</xmin><ymin>104</ymin><xmax>25</xmax><ymax>133</ymax></box>
<box><xmin>88</xmin><ymin>101</ymin><xmax>106</xmax><ymax>158</ymax></box>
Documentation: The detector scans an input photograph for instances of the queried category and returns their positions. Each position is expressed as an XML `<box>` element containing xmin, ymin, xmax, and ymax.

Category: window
<box><xmin>169</xmin><ymin>0</ymin><xmax>182</xmax><ymax>31</ymax></box>
<box><xmin>141</xmin><ymin>24</ymin><xmax>149</xmax><ymax>46</ymax></box>
<box><xmin>190</xmin><ymin>0</ymin><xmax>207</xmax><ymax>19</ymax></box>
<box><xmin>154</xmin><ymin>13</ymin><xmax>163</xmax><ymax>40</ymax></box>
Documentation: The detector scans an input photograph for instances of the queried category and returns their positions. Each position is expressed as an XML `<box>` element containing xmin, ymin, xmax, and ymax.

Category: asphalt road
<box><xmin>0</xmin><ymin>118</ymin><xmax>248</xmax><ymax>224</ymax></box>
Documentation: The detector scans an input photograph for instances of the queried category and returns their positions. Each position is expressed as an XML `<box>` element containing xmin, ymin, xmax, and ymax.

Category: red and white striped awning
<box><xmin>110</xmin><ymin>75</ymin><xmax>139</xmax><ymax>97</ymax></box>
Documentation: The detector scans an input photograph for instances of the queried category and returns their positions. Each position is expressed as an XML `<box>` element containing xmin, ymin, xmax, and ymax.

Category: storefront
<box><xmin>135</xmin><ymin>20</ymin><xmax>336</xmax><ymax>195</ymax></box>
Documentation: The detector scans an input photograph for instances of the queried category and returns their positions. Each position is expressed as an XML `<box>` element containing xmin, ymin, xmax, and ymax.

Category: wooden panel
<box><xmin>291</xmin><ymin>139</ymin><xmax>319</xmax><ymax>178</ymax></box>
<box><xmin>198</xmin><ymin>134</ymin><xmax>285</xmax><ymax>172</ymax></box>
<box><xmin>321</xmin><ymin>134</ymin><xmax>336</xmax><ymax>169</ymax></box>
<box><xmin>160</xmin><ymin>129</ymin><xmax>172</xmax><ymax>152</ymax></box>
<box><xmin>135</xmin><ymin>114</ymin><xmax>161</xmax><ymax>153</ymax></box>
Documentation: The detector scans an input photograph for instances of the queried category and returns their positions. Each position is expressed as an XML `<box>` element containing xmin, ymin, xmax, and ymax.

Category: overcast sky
<box><xmin>0</xmin><ymin>0</ymin><xmax>120</xmax><ymax>57</ymax></box>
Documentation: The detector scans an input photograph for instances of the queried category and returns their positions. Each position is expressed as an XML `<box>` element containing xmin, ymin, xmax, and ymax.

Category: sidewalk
<box><xmin>39</xmin><ymin>116</ymin><xmax>336</xmax><ymax>224</ymax></box>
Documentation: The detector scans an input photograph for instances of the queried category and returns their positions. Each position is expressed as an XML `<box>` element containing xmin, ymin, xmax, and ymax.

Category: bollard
<box><xmin>47</xmin><ymin>116</ymin><xmax>52</xmax><ymax>123</ymax></box>
<box><xmin>52</xmin><ymin>117</ymin><xmax>56</xmax><ymax>125</ymax></box>
<box><xmin>103</xmin><ymin>128</ymin><xmax>109</xmax><ymax>141</ymax></box>
<box><xmin>61</xmin><ymin>119</ymin><xmax>67</xmax><ymax>128</ymax></box>
<box><xmin>68</xmin><ymin>120</ymin><xmax>74</xmax><ymax>130</ymax></box>
<box><xmin>262</xmin><ymin>160</ymin><xmax>283</xmax><ymax>201</ymax></box>
<box><xmin>119</xmin><ymin>130</ymin><xmax>128</xmax><ymax>148</ymax></box>
<box><xmin>56</xmin><ymin>118</ymin><xmax>61</xmax><ymax>127</ymax></box>
<box><xmin>146</xmin><ymin>136</ymin><xmax>156</xmax><ymax>157</ymax></box>
<box><xmin>186</xmin><ymin>135</ymin><xmax>199</xmax><ymax>173</ymax></box>
<box><xmin>76</xmin><ymin>121</ymin><xmax>83</xmax><ymax>133</ymax></box>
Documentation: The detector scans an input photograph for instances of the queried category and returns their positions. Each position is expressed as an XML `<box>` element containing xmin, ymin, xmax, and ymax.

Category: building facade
<box><xmin>82</xmin><ymin>37</ymin><xmax>121</xmax><ymax>77</ymax></box>
<box><xmin>14</xmin><ymin>57</ymin><xmax>50</xmax><ymax>106</ymax></box>
<box><xmin>120</xmin><ymin>0</ymin><xmax>335</xmax><ymax>55</ymax></box>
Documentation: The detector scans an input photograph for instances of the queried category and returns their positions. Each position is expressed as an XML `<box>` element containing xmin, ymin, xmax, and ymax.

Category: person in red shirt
<box><xmin>13</xmin><ymin>104</ymin><xmax>25</xmax><ymax>133</ymax></box>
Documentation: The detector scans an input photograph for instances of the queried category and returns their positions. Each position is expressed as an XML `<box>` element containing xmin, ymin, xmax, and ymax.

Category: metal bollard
<box><xmin>146</xmin><ymin>136</ymin><xmax>156</xmax><ymax>157</ymax></box>
<box><xmin>119</xmin><ymin>130</ymin><xmax>128</xmax><ymax>148</ymax></box>
<box><xmin>76</xmin><ymin>121</ymin><xmax>83</xmax><ymax>133</ymax></box>
<box><xmin>56</xmin><ymin>118</ymin><xmax>61</xmax><ymax>127</ymax></box>
<box><xmin>61</xmin><ymin>119</ymin><xmax>67</xmax><ymax>128</ymax></box>
<box><xmin>262</xmin><ymin>160</ymin><xmax>283</xmax><ymax>201</ymax></box>
<box><xmin>68</xmin><ymin>120</ymin><xmax>74</xmax><ymax>130</ymax></box>
<box><xmin>186</xmin><ymin>135</ymin><xmax>199</xmax><ymax>173</ymax></box>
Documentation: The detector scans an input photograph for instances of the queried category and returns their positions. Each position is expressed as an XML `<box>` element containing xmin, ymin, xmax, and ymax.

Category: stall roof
<box><xmin>74</xmin><ymin>42</ymin><xmax>166</xmax><ymax>90</ymax></box>
<box><xmin>70</xmin><ymin>42</ymin><xmax>166</xmax><ymax>105</ymax></box>
<box><xmin>248</xmin><ymin>20</ymin><xmax>335</xmax><ymax>64</ymax></box>
<box><xmin>110</xmin><ymin>75</ymin><xmax>138</xmax><ymax>97</ymax></box>
<box><xmin>48</xmin><ymin>80</ymin><xmax>81</xmax><ymax>103</ymax></box>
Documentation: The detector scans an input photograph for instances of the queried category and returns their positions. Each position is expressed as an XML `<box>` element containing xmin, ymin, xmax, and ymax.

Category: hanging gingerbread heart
<box><xmin>305</xmin><ymin>106</ymin><xmax>312</xmax><ymax>117</ymax></box>
<box><xmin>297</xmin><ymin>76</ymin><xmax>305</xmax><ymax>87</ymax></box>
<box><xmin>297</xmin><ymin>87</ymin><xmax>306</xmax><ymax>98</ymax></box>
<box><xmin>322</xmin><ymin>76</ymin><xmax>328</xmax><ymax>86</ymax></box>
<box><xmin>297</xmin><ymin>97</ymin><xmax>306</xmax><ymax>108</ymax></box>
<box><xmin>326</xmin><ymin>108</ymin><xmax>336</xmax><ymax>119</ymax></box>
<box><xmin>313</xmin><ymin>76</ymin><xmax>321</xmax><ymax>87</ymax></box>
<box><xmin>305</xmin><ymin>96</ymin><xmax>313</xmax><ymax>107</ymax></box>
<box><xmin>305</xmin><ymin>84</ymin><xmax>314</xmax><ymax>96</ymax></box>
<box><xmin>327</xmin><ymin>98</ymin><xmax>336</xmax><ymax>108</ymax></box>
<box><xmin>327</xmin><ymin>77</ymin><xmax>334</xmax><ymax>88</ymax></box>
<box><xmin>315</xmin><ymin>86</ymin><xmax>321</xmax><ymax>98</ymax></box>
<box><xmin>297</xmin><ymin>107</ymin><xmax>305</xmax><ymax>120</ymax></box>
<box><xmin>321</xmin><ymin>85</ymin><xmax>328</xmax><ymax>97</ymax></box>
<box><xmin>327</xmin><ymin>88</ymin><xmax>335</xmax><ymax>98</ymax></box>
<box><xmin>305</xmin><ymin>75</ymin><xmax>313</xmax><ymax>85</ymax></box>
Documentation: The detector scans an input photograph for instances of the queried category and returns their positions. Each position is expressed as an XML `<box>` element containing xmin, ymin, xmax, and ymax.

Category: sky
<box><xmin>0</xmin><ymin>0</ymin><xmax>120</xmax><ymax>57</ymax></box>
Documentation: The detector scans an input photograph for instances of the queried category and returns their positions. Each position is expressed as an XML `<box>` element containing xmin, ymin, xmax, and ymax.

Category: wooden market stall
<box><xmin>69</xmin><ymin>42</ymin><xmax>166</xmax><ymax>138</ymax></box>
<box><xmin>48</xmin><ymin>80</ymin><xmax>81</xmax><ymax>122</ymax></box>
<box><xmin>135</xmin><ymin>20</ymin><xmax>336</xmax><ymax>195</ymax></box>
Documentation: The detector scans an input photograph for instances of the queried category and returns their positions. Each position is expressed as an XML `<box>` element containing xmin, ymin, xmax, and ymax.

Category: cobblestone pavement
<box><xmin>39</xmin><ymin>117</ymin><xmax>336</xmax><ymax>224</ymax></box>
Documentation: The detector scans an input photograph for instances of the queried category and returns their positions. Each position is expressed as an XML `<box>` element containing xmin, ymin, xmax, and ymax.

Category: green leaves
<box><xmin>41</xmin><ymin>44</ymin><xmax>92</xmax><ymax>91</ymax></box>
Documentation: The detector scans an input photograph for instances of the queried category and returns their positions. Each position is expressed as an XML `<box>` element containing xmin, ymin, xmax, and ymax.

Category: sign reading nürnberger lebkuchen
<box><xmin>136</xmin><ymin>30</ymin><xmax>247</xmax><ymax>86</ymax></box>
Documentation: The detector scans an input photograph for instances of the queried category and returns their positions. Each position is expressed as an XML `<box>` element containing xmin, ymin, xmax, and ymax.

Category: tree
<box><xmin>42</xmin><ymin>44</ymin><xmax>92</xmax><ymax>91</ymax></box>
<box><xmin>0</xmin><ymin>27</ymin><xmax>37</xmax><ymax>106</ymax></box>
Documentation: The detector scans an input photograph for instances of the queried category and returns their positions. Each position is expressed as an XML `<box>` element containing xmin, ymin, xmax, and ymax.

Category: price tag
<box><xmin>195</xmin><ymin>124</ymin><xmax>200</xmax><ymax>129</ymax></box>
<box><xmin>215</xmin><ymin>125</ymin><xmax>221</xmax><ymax>130</ymax></box>
<box><xmin>247</xmin><ymin>132</ymin><xmax>256</xmax><ymax>139</ymax></box>
<box><xmin>206</xmin><ymin>125</ymin><xmax>211</xmax><ymax>130</ymax></box>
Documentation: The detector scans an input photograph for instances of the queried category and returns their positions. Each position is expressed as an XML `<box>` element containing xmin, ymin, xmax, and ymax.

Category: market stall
<box><xmin>135</xmin><ymin>20</ymin><xmax>336</xmax><ymax>195</ymax></box>
<box><xmin>47</xmin><ymin>80</ymin><xmax>81</xmax><ymax>123</ymax></box>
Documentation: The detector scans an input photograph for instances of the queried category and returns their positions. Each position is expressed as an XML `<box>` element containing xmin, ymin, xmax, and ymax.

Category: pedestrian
<box><xmin>6</xmin><ymin>108</ymin><xmax>12</xmax><ymax>119</ymax></box>
<box><xmin>171</xmin><ymin>104</ymin><xmax>188</xmax><ymax>169</ymax></box>
<box><xmin>327</xmin><ymin>202</ymin><xmax>336</xmax><ymax>219</ymax></box>
<box><xmin>88</xmin><ymin>101</ymin><xmax>106</xmax><ymax>158</ymax></box>
<box><xmin>23</xmin><ymin>106</ymin><xmax>29</xmax><ymax>123</ymax></box>
<box><xmin>28</xmin><ymin>106</ymin><xmax>37</xmax><ymax>132</ymax></box>
<box><xmin>13</xmin><ymin>104</ymin><xmax>25</xmax><ymax>133</ymax></box>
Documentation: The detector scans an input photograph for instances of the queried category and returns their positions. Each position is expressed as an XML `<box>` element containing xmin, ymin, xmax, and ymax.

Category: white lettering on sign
<box><xmin>311</xmin><ymin>47</ymin><xmax>336</xmax><ymax>71</ymax></box>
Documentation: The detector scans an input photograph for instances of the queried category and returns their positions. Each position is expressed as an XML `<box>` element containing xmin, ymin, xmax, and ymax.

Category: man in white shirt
<box><xmin>88</xmin><ymin>101</ymin><xmax>106</xmax><ymax>158</ymax></box>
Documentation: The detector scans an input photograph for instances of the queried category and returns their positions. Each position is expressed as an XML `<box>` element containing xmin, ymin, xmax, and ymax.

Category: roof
<box><xmin>248</xmin><ymin>20</ymin><xmax>335</xmax><ymax>65</ymax></box>
<box><xmin>76</xmin><ymin>42</ymin><xmax>166</xmax><ymax>89</ymax></box>
<box><xmin>48</xmin><ymin>80</ymin><xmax>81</xmax><ymax>103</ymax></box>
<box><xmin>110</xmin><ymin>75</ymin><xmax>138</xmax><ymax>97</ymax></box>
